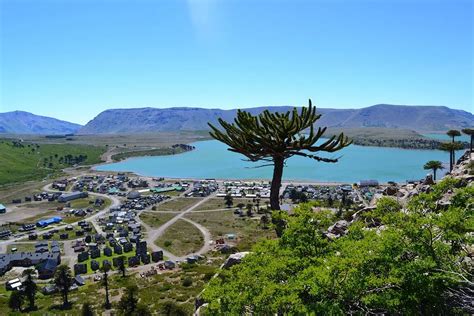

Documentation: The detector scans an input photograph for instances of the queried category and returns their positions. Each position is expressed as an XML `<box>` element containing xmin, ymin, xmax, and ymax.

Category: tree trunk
<box><xmin>449</xmin><ymin>149</ymin><xmax>453</xmax><ymax>172</ymax></box>
<box><xmin>270</xmin><ymin>157</ymin><xmax>284</xmax><ymax>210</ymax></box>
<box><xmin>104</xmin><ymin>272</ymin><xmax>111</xmax><ymax>309</ymax></box>
<box><xmin>64</xmin><ymin>290</ymin><xmax>68</xmax><ymax>306</ymax></box>
<box><xmin>433</xmin><ymin>168</ymin><xmax>437</xmax><ymax>181</ymax></box>
<box><xmin>470</xmin><ymin>135</ymin><xmax>473</xmax><ymax>156</ymax></box>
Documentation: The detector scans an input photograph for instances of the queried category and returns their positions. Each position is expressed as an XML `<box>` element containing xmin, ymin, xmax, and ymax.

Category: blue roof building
<box><xmin>36</xmin><ymin>217</ymin><xmax>62</xmax><ymax>228</ymax></box>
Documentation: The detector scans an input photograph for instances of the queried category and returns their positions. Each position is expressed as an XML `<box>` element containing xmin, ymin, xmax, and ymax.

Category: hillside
<box><xmin>79</xmin><ymin>104</ymin><xmax>473</xmax><ymax>134</ymax></box>
<box><xmin>0</xmin><ymin>139</ymin><xmax>105</xmax><ymax>185</ymax></box>
<box><xmin>0</xmin><ymin>111</ymin><xmax>82</xmax><ymax>134</ymax></box>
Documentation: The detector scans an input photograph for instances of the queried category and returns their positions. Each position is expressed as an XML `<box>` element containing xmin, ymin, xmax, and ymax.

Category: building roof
<box><xmin>37</xmin><ymin>217</ymin><xmax>62</xmax><ymax>226</ymax></box>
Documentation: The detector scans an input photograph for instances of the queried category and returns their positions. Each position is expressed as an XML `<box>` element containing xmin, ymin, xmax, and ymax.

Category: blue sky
<box><xmin>0</xmin><ymin>0</ymin><xmax>472</xmax><ymax>124</ymax></box>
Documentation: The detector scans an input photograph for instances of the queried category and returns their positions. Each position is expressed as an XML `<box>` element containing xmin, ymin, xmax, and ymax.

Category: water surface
<box><xmin>96</xmin><ymin>140</ymin><xmax>461</xmax><ymax>183</ymax></box>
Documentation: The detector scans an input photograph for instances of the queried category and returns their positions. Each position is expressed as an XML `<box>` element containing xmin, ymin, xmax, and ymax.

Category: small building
<box><xmin>90</xmin><ymin>248</ymin><xmax>100</xmax><ymax>259</ymax></box>
<box><xmin>128</xmin><ymin>256</ymin><xmax>140</xmax><ymax>267</ymax></box>
<box><xmin>36</xmin><ymin>217</ymin><xmax>62</xmax><ymax>228</ymax></box>
<box><xmin>151</xmin><ymin>251</ymin><xmax>163</xmax><ymax>262</ymax></box>
<box><xmin>28</xmin><ymin>233</ymin><xmax>38</xmax><ymax>240</ymax></box>
<box><xmin>58</xmin><ymin>191</ymin><xmax>88</xmax><ymax>203</ymax></box>
<box><xmin>164</xmin><ymin>260</ymin><xmax>175</xmax><ymax>270</ymax></box>
<box><xmin>5</xmin><ymin>278</ymin><xmax>22</xmax><ymax>291</ymax></box>
<box><xmin>114</xmin><ymin>245</ymin><xmax>123</xmax><ymax>255</ymax></box>
<box><xmin>77</xmin><ymin>252</ymin><xmax>89</xmax><ymax>262</ymax></box>
<box><xmin>141</xmin><ymin>253</ymin><xmax>150</xmax><ymax>264</ymax></box>
<box><xmin>37</xmin><ymin>259</ymin><xmax>59</xmax><ymax>279</ymax></box>
<box><xmin>358</xmin><ymin>180</ymin><xmax>379</xmax><ymax>187</ymax></box>
<box><xmin>90</xmin><ymin>260</ymin><xmax>100</xmax><ymax>271</ymax></box>
<box><xmin>74</xmin><ymin>275</ymin><xmax>85</xmax><ymax>286</ymax></box>
<box><xmin>0</xmin><ymin>204</ymin><xmax>6</xmax><ymax>214</ymax></box>
<box><xmin>103</xmin><ymin>247</ymin><xmax>112</xmax><ymax>257</ymax></box>
<box><xmin>123</xmin><ymin>243</ymin><xmax>133</xmax><ymax>253</ymax></box>
<box><xmin>74</xmin><ymin>263</ymin><xmax>87</xmax><ymax>275</ymax></box>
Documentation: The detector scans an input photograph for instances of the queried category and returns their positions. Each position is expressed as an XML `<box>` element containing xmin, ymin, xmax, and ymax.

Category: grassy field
<box><xmin>20</xmin><ymin>210</ymin><xmax>59</xmax><ymax>224</ymax></box>
<box><xmin>0</xmin><ymin>131</ymin><xmax>210</xmax><ymax>146</ymax></box>
<box><xmin>139</xmin><ymin>212</ymin><xmax>177</xmax><ymax>228</ymax></box>
<box><xmin>155</xmin><ymin>219</ymin><xmax>204</xmax><ymax>256</ymax></box>
<box><xmin>0</xmin><ymin>140</ymin><xmax>105</xmax><ymax>185</ymax></box>
<box><xmin>192</xmin><ymin>198</ymin><xmax>269</xmax><ymax>212</ymax></box>
<box><xmin>153</xmin><ymin>197</ymin><xmax>202</xmax><ymax>212</ymax></box>
<box><xmin>0</xmin><ymin>258</ymin><xmax>224</xmax><ymax>315</ymax></box>
<box><xmin>6</xmin><ymin>243</ymin><xmax>36</xmax><ymax>253</ymax></box>
<box><xmin>185</xmin><ymin>211</ymin><xmax>276</xmax><ymax>251</ymax></box>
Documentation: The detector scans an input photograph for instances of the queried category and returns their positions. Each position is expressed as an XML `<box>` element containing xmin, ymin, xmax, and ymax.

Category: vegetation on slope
<box><xmin>202</xmin><ymin>178</ymin><xmax>473</xmax><ymax>314</ymax></box>
<box><xmin>111</xmin><ymin>145</ymin><xmax>194</xmax><ymax>162</ymax></box>
<box><xmin>0</xmin><ymin>139</ymin><xmax>105</xmax><ymax>185</ymax></box>
<box><xmin>327</xmin><ymin>127</ymin><xmax>469</xmax><ymax>150</ymax></box>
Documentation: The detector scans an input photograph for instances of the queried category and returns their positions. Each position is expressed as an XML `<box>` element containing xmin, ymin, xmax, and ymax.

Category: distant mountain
<box><xmin>0</xmin><ymin>111</ymin><xmax>82</xmax><ymax>135</ymax></box>
<box><xmin>79</xmin><ymin>104</ymin><xmax>473</xmax><ymax>134</ymax></box>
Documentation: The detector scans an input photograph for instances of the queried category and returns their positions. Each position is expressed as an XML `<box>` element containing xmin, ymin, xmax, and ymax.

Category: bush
<box><xmin>181</xmin><ymin>277</ymin><xmax>193</xmax><ymax>287</ymax></box>
<box><xmin>164</xmin><ymin>240</ymin><xmax>172</xmax><ymax>247</ymax></box>
<box><xmin>203</xmin><ymin>272</ymin><xmax>214</xmax><ymax>281</ymax></box>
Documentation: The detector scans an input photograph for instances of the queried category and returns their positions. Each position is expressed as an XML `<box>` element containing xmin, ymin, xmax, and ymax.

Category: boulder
<box><xmin>384</xmin><ymin>186</ymin><xmax>398</xmax><ymax>196</ymax></box>
<box><xmin>327</xmin><ymin>220</ymin><xmax>348</xmax><ymax>236</ymax></box>
<box><xmin>423</xmin><ymin>174</ymin><xmax>435</xmax><ymax>185</ymax></box>
<box><xmin>223</xmin><ymin>252</ymin><xmax>250</xmax><ymax>269</ymax></box>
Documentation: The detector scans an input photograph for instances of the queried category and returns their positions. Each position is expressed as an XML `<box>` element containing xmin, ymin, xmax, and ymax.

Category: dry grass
<box><xmin>153</xmin><ymin>197</ymin><xmax>202</xmax><ymax>212</ymax></box>
<box><xmin>155</xmin><ymin>219</ymin><xmax>204</xmax><ymax>256</ymax></box>
<box><xmin>139</xmin><ymin>212</ymin><xmax>177</xmax><ymax>228</ymax></box>
<box><xmin>185</xmin><ymin>211</ymin><xmax>275</xmax><ymax>251</ymax></box>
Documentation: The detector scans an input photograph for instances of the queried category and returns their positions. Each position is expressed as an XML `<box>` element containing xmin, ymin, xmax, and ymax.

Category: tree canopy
<box><xmin>202</xmin><ymin>178</ymin><xmax>473</xmax><ymax>314</ymax></box>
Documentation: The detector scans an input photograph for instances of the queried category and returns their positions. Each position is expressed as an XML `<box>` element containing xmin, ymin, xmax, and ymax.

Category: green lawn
<box><xmin>155</xmin><ymin>219</ymin><xmax>204</xmax><ymax>256</ymax></box>
<box><xmin>0</xmin><ymin>140</ymin><xmax>105</xmax><ymax>185</ymax></box>
<box><xmin>152</xmin><ymin>197</ymin><xmax>202</xmax><ymax>212</ymax></box>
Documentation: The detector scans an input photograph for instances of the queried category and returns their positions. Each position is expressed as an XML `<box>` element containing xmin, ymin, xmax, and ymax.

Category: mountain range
<box><xmin>0</xmin><ymin>104</ymin><xmax>472</xmax><ymax>135</ymax></box>
<box><xmin>0</xmin><ymin>111</ymin><xmax>81</xmax><ymax>135</ymax></box>
<box><xmin>78</xmin><ymin>104</ymin><xmax>473</xmax><ymax>134</ymax></box>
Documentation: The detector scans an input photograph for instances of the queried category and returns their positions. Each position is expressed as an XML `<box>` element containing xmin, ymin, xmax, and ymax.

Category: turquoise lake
<box><xmin>95</xmin><ymin>139</ymin><xmax>464</xmax><ymax>183</ymax></box>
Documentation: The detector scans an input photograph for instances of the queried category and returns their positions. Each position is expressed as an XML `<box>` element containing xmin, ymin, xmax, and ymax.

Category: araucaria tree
<box><xmin>209</xmin><ymin>99</ymin><xmax>351</xmax><ymax>210</ymax></box>
<box><xmin>462</xmin><ymin>128</ymin><xmax>474</xmax><ymax>156</ymax></box>
<box><xmin>447</xmin><ymin>129</ymin><xmax>461</xmax><ymax>168</ymax></box>
<box><xmin>101</xmin><ymin>265</ymin><xmax>111</xmax><ymax>309</ymax></box>
<box><xmin>22</xmin><ymin>269</ymin><xmax>37</xmax><ymax>310</ymax></box>
<box><xmin>423</xmin><ymin>160</ymin><xmax>443</xmax><ymax>180</ymax></box>
<box><xmin>54</xmin><ymin>265</ymin><xmax>73</xmax><ymax>308</ymax></box>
